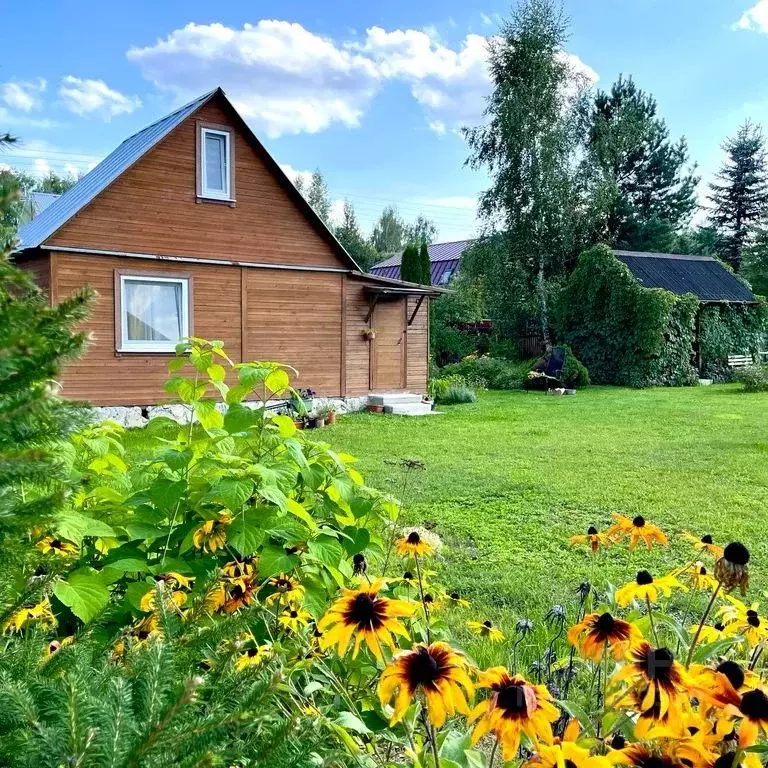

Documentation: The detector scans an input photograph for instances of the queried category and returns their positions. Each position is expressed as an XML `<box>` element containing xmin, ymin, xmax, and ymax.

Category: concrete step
<box><xmin>384</xmin><ymin>403</ymin><xmax>437</xmax><ymax>416</ymax></box>
<box><xmin>368</xmin><ymin>392</ymin><xmax>424</xmax><ymax>407</ymax></box>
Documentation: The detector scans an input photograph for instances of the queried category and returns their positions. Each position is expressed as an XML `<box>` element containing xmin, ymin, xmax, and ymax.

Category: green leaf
<box><xmin>206</xmin><ymin>478</ymin><xmax>255</xmax><ymax>511</ymax></box>
<box><xmin>102</xmin><ymin>545</ymin><xmax>149</xmax><ymax>574</ymax></box>
<box><xmin>223</xmin><ymin>402</ymin><xmax>259</xmax><ymax>433</ymax></box>
<box><xmin>359</xmin><ymin>710</ymin><xmax>390</xmax><ymax>733</ymax></box>
<box><xmin>167</xmin><ymin>356</ymin><xmax>186</xmax><ymax>373</ymax></box>
<box><xmin>342</xmin><ymin>526</ymin><xmax>370</xmax><ymax>555</ymax></box>
<box><xmin>259</xmin><ymin>485</ymin><xmax>288</xmax><ymax>512</ymax></box>
<box><xmin>333</xmin><ymin>711</ymin><xmax>370</xmax><ymax>735</ymax></box>
<box><xmin>194</xmin><ymin>399</ymin><xmax>224</xmax><ymax>431</ymax></box>
<box><xmin>53</xmin><ymin>569</ymin><xmax>110</xmax><ymax>623</ymax></box>
<box><xmin>126</xmin><ymin>581</ymin><xmax>154</xmax><ymax>612</ymax></box>
<box><xmin>147</xmin><ymin>479</ymin><xmax>186</xmax><ymax>512</ymax></box>
<box><xmin>258</xmin><ymin>544</ymin><xmax>299</xmax><ymax>578</ymax></box>
<box><xmin>271</xmin><ymin>414</ymin><xmax>297</xmax><ymax>437</ymax></box>
<box><xmin>228</xmin><ymin>512</ymin><xmax>266</xmax><ymax>556</ymax></box>
<box><xmin>207</xmin><ymin>363</ymin><xmax>226</xmax><ymax>382</ymax></box>
<box><xmin>308</xmin><ymin>536</ymin><xmax>343</xmax><ymax>567</ymax></box>
<box><xmin>265</xmin><ymin>368</ymin><xmax>290</xmax><ymax>395</ymax></box>
<box><xmin>287</xmin><ymin>498</ymin><xmax>316</xmax><ymax>529</ymax></box>
<box><xmin>54</xmin><ymin>512</ymin><xmax>115</xmax><ymax>544</ymax></box>
<box><xmin>302</xmin><ymin>577</ymin><xmax>328</xmax><ymax>620</ymax></box>
<box><xmin>123</xmin><ymin>522</ymin><xmax>166</xmax><ymax>541</ymax></box>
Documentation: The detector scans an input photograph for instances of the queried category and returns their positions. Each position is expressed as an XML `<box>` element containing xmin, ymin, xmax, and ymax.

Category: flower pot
<box><xmin>316</xmin><ymin>417</ymin><xmax>326</xmax><ymax>428</ymax></box>
<box><xmin>362</xmin><ymin>330</ymin><xmax>376</xmax><ymax>341</ymax></box>
<box><xmin>307</xmin><ymin>417</ymin><xmax>319</xmax><ymax>428</ymax></box>
<box><xmin>293</xmin><ymin>419</ymin><xmax>305</xmax><ymax>430</ymax></box>
<box><xmin>326</xmin><ymin>411</ymin><xmax>336</xmax><ymax>425</ymax></box>
<box><xmin>366</xmin><ymin>404</ymin><xmax>384</xmax><ymax>413</ymax></box>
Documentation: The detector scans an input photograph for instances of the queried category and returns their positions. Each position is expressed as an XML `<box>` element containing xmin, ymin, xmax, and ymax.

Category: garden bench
<box><xmin>727</xmin><ymin>354</ymin><xmax>754</xmax><ymax>368</ymax></box>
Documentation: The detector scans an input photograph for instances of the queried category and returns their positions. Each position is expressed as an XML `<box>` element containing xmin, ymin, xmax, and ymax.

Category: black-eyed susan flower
<box><xmin>445</xmin><ymin>591</ymin><xmax>469</xmax><ymax>608</ymax></box>
<box><xmin>569</xmin><ymin>526</ymin><xmax>612</xmax><ymax>553</ymax></box>
<box><xmin>1</xmin><ymin>598</ymin><xmax>56</xmax><ymax>633</ymax></box>
<box><xmin>615</xmin><ymin>570</ymin><xmax>686</xmax><ymax>606</ymax></box>
<box><xmin>35</xmin><ymin>536</ymin><xmax>78</xmax><ymax>556</ymax></box>
<box><xmin>44</xmin><ymin>635</ymin><xmax>74</xmax><ymax>659</ymax></box>
<box><xmin>607</xmin><ymin>514</ymin><xmax>667</xmax><ymax>551</ymax></box>
<box><xmin>192</xmin><ymin>513</ymin><xmax>233</xmax><ymax>552</ymax></box>
<box><xmin>717</xmin><ymin>596</ymin><xmax>767</xmax><ymax>648</ymax></box>
<box><xmin>263</xmin><ymin>574</ymin><xmax>304</xmax><ymax>607</ymax></box>
<box><xmin>395</xmin><ymin>528</ymin><xmax>435</xmax><ymax>557</ymax></box>
<box><xmin>352</xmin><ymin>553</ymin><xmax>367</xmax><ymax>576</ymax></box>
<box><xmin>468</xmin><ymin>619</ymin><xmax>505</xmax><ymax>642</ymax></box>
<box><xmin>610</xmin><ymin>744</ymin><xmax>687</xmax><ymax>768</ymax></box>
<box><xmin>234</xmin><ymin>642</ymin><xmax>273</xmax><ymax>671</ymax></box>
<box><xmin>279</xmin><ymin>606</ymin><xmax>311</xmax><ymax>633</ymax></box>
<box><xmin>140</xmin><ymin>582</ymin><xmax>188</xmax><ymax>613</ymax></box>
<box><xmin>130</xmin><ymin>613</ymin><xmax>161</xmax><ymax>646</ymax></box>
<box><xmin>715</xmin><ymin>542</ymin><xmax>750</xmax><ymax>594</ymax></box>
<box><xmin>221</xmin><ymin>576</ymin><xmax>257</xmax><ymax>614</ymax></box>
<box><xmin>691</xmin><ymin>621</ymin><xmax>729</xmax><ymax>645</ymax></box>
<box><xmin>222</xmin><ymin>557</ymin><xmax>257</xmax><ymax>579</ymax></box>
<box><xmin>681</xmin><ymin>532</ymin><xmax>725</xmax><ymax>559</ymax></box>
<box><xmin>568</xmin><ymin>612</ymin><xmax>643</xmax><ymax>662</ymax></box>
<box><xmin>679</xmin><ymin>563</ymin><xmax>719</xmax><ymax>592</ymax></box>
<box><xmin>469</xmin><ymin>668</ymin><xmax>559</xmax><ymax>761</ymax></box>
<box><xmin>523</xmin><ymin>729</ymin><xmax>612</xmax><ymax>768</ymax></box>
<box><xmin>378</xmin><ymin>642</ymin><xmax>474</xmax><ymax>727</ymax></box>
<box><xmin>318</xmin><ymin>578</ymin><xmax>415</xmax><ymax>661</ymax></box>
<box><xmin>612</xmin><ymin>643</ymin><xmax>690</xmax><ymax>737</ymax></box>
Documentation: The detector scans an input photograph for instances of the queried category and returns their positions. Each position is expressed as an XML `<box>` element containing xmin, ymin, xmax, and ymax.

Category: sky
<box><xmin>3</xmin><ymin>0</ymin><xmax>768</xmax><ymax>243</ymax></box>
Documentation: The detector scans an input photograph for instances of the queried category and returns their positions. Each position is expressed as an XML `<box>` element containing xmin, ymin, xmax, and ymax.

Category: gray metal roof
<box><xmin>15</xmin><ymin>89</ymin><xmax>218</xmax><ymax>250</ymax></box>
<box><xmin>614</xmin><ymin>250</ymin><xmax>757</xmax><ymax>303</ymax></box>
<box><xmin>369</xmin><ymin>239</ymin><xmax>473</xmax><ymax>283</ymax></box>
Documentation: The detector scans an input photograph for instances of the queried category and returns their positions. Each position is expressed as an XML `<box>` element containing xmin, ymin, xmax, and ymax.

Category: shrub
<box><xmin>437</xmin><ymin>385</ymin><xmax>477</xmax><ymax>404</ymax></box>
<box><xmin>699</xmin><ymin>302</ymin><xmax>768</xmax><ymax>380</ymax></box>
<box><xmin>733</xmin><ymin>363</ymin><xmax>768</xmax><ymax>392</ymax></box>
<box><xmin>442</xmin><ymin>355</ymin><xmax>534</xmax><ymax>390</ymax></box>
<box><xmin>560</xmin><ymin>345</ymin><xmax>590</xmax><ymax>388</ymax></box>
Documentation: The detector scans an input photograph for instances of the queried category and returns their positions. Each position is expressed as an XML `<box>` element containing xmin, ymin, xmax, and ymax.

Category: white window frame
<box><xmin>200</xmin><ymin>127</ymin><xmax>231</xmax><ymax>200</ymax></box>
<box><xmin>118</xmin><ymin>274</ymin><xmax>190</xmax><ymax>353</ymax></box>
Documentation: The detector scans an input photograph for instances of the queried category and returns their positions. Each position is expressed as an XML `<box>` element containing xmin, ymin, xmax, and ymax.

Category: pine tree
<box><xmin>400</xmin><ymin>244</ymin><xmax>420</xmax><ymax>283</ymax></box>
<box><xmin>0</xmin><ymin>182</ymin><xmax>92</xmax><ymax>544</ymax></box>
<box><xmin>305</xmin><ymin>170</ymin><xmax>332</xmax><ymax>225</ymax></box>
<box><xmin>708</xmin><ymin>120</ymin><xmax>768</xmax><ymax>272</ymax></box>
<box><xmin>334</xmin><ymin>200</ymin><xmax>378</xmax><ymax>271</ymax></box>
<box><xmin>418</xmin><ymin>241</ymin><xmax>432</xmax><ymax>285</ymax></box>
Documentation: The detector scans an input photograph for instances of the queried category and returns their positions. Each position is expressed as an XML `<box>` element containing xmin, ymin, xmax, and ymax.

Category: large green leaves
<box><xmin>53</xmin><ymin>568</ymin><xmax>111</xmax><ymax>623</ymax></box>
<box><xmin>54</xmin><ymin>512</ymin><xmax>115</xmax><ymax>544</ymax></box>
<box><xmin>228</xmin><ymin>510</ymin><xmax>266</xmax><ymax>556</ymax></box>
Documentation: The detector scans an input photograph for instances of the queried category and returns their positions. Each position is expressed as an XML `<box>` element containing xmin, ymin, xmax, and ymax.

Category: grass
<box><xmin>319</xmin><ymin>385</ymin><xmax>768</xmax><ymax>662</ymax></box>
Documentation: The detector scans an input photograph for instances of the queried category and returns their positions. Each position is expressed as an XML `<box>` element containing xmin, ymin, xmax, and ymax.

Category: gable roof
<box><xmin>370</xmin><ymin>239</ymin><xmax>473</xmax><ymax>282</ymax></box>
<box><xmin>614</xmin><ymin>250</ymin><xmax>756</xmax><ymax>303</ymax></box>
<box><xmin>14</xmin><ymin>88</ymin><xmax>362</xmax><ymax>272</ymax></box>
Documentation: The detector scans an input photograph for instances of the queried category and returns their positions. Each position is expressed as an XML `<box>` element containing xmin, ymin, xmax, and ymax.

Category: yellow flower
<box><xmin>569</xmin><ymin>526</ymin><xmax>612</xmax><ymax>553</ymax></box>
<box><xmin>524</xmin><ymin>725</ymin><xmax>612</xmax><ymax>768</ymax></box>
<box><xmin>43</xmin><ymin>635</ymin><xmax>74</xmax><ymax>660</ymax></box>
<box><xmin>714</xmin><ymin>542</ymin><xmax>750</xmax><ymax>594</ymax></box>
<box><xmin>680</xmin><ymin>531</ymin><xmax>725</xmax><ymax>559</ymax></box>
<box><xmin>444</xmin><ymin>591</ymin><xmax>470</xmax><ymax>608</ymax></box>
<box><xmin>615</xmin><ymin>570</ymin><xmax>686</xmax><ymax>606</ymax></box>
<box><xmin>395</xmin><ymin>529</ymin><xmax>435</xmax><ymax>557</ymax></box>
<box><xmin>470</xmin><ymin>668</ymin><xmax>559</xmax><ymax>761</ymax></box>
<box><xmin>607</xmin><ymin>514</ymin><xmax>667</xmax><ymax>550</ymax></box>
<box><xmin>568</xmin><ymin>612</ymin><xmax>643</xmax><ymax>662</ymax></box>
<box><xmin>221</xmin><ymin>576</ymin><xmax>257</xmax><ymax>614</ymax></box>
<box><xmin>279</xmin><ymin>605</ymin><xmax>311</xmax><ymax>633</ymax></box>
<box><xmin>130</xmin><ymin>613</ymin><xmax>161</xmax><ymax>646</ymax></box>
<box><xmin>1</xmin><ymin>599</ymin><xmax>56</xmax><ymax>633</ymax></box>
<box><xmin>678</xmin><ymin>562</ymin><xmax>719</xmax><ymax>592</ymax></box>
<box><xmin>690</xmin><ymin>622</ymin><xmax>729</xmax><ymax>645</ymax></box>
<box><xmin>192</xmin><ymin>513</ymin><xmax>232</xmax><ymax>552</ymax></box>
<box><xmin>317</xmin><ymin>578</ymin><xmax>415</xmax><ymax>662</ymax></box>
<box><xmin>467</xmin><ymin>620</ymin><xmax>505</xmax><ymax>642</ymax></box>
<box><xmin>234</xmin><ymin>642</ymin><xmax>273</xmax><ymax>671</ymax></box>
<box><xmin>379</xmin><ymin>642</ymin><xmax>474</xmax><ymax>727</ymax></box>
<box><xmin>222</xmin><ymin>557</ymin><xmax>258</xmax><ymax>579</ymax></box>
<box><xmin>717</xmin><ymin>596</ymin><xmax>767</xmax><ymax>648</ymax></box>
<box><xmin>263</xmin><ymin>574</ymin><xmax>305</xmax><ymax>606</ymax></box>
<box><xmin>35</xmin><ymin>536</ymin><xmax>78</xmax><ymax>556</ymax></box>
<box><xmin>140</xmin><ymin>585</ymin><xmax>188</xmax><ymax>613</ymax></box>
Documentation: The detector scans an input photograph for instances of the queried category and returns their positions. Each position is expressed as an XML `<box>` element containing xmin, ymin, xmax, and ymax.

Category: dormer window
<box><xmin>197</xmin><ymin>122</ymin><xmax>234</xmax><ymax>202</ymax></box>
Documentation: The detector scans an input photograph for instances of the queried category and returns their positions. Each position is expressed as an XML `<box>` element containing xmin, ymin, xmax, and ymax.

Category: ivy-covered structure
<box><xmin>559</xmin><ymin>245</ymin><xmax>767</xmax><ymax>386</ymax></box>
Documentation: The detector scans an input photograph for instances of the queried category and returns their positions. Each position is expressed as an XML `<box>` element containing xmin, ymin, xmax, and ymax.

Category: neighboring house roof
<box><xmin>614</xmin><ymin>250</ymin><xmax>756</xmax><ymax>303</ymax></box>
<box><xmin>13</xmin><ymin>88</ymin><xmax>364</xmax><ymax>273</ymax></box>
<box><xmin>18</xmin><ymin>191</ymin><xmax>60</xmax><ymax>225</ymax></box>
<box><xmin>370</xmin><ymin>238</ymin><xmax>473</xmax><ymax>284</ymax></box>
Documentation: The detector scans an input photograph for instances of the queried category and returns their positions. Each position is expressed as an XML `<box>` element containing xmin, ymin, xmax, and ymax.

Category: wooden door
<box><xmin>373</xmin><ymin>299</ymin><xmax>405</xmax><ymax>389</ymax></box>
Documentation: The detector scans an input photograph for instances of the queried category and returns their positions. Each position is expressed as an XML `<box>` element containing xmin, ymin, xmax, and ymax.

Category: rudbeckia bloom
<box><xmin>717</xmin><ymin>596</ymin><xmax>767</xmax><ymax>648</ymax></box>
<box><xmin>715</xmin><ymin>542</ymin><xmax>750</xmax><ymax>594</ymax></box>
<box><xmin>221</xmin><ymin>576</ymin><xmax>257</xmax><ymax>614</ymax></box>
<box><xmin>468</xmin><ymin>619</ymin><xmax>505</xmax><ymax>642</ymax></box>
<box><xmin>611</xmin><ymin>744</ymin><xmax>687</xmax><ymax>768</ymax></box>
<box><xmin>1</xmin><ymin>599</ymin><xmax>56</xmax><ymax>633</ymax></box>
<box><xmin>36</xmin><ymin>536</ymin><xmax>78</xmax><ymax>556</ymax></box>
<box><xmin>615</xmin><ymin>570</ymin><xmax>686</xmax><ymax>606</ymax></box>
<box><xmin>445</xmin><ymin>591</ymin><xmax>470</xmax><ymax>608</ymax></box>
<box><xmin>395</xmin><ymin>529</ymin><xmax>435</xmax><ymax>557</ymax></box>
<box><xmin>679</xmin><ymin>563</ymin><xmax>719</xmax><ymax>592</ymax></box>
<box><xmin>569</xmin><ymin>526</ymin><xmax>611</xmax><ymax>553</ymax></box>
<box><xmin>263</xmin><ymin>574</ymin><xmax>305</xmax><ymax>606</ymax></box>
<box><xmin>612</xmin><ymin>644</ymin><xmax>690</xmax><ymax>737</ymax></box>
<box><xmin>379</xmin><ymin>642</ymin><xmax>473</xmax><ymax>727</ymax></box>
<box><xmin>235</xmin><ymin>642</ymin><xmax>273</xmax><ymax>671</ymax></box>
<box><xmin>192</xmin><ymin>513</ymin><xmax>232</xmax><ymax>552</ymax></box>
<box><xmin>695</xmin><ymin>675</ymin><xmax>768</xmax><ymax>748</ymax></box>
<box><xmin>690</xmin><ymin>622</ymin><xmax>729</xmax><ymax>645</ymax></box>
<box><xmin>607</xmin><ymin>514</ymin><xmax>667</xmax><ymax>550</ymax></box>
<box><xmin>470</xmin><ymin>668</ymin><xmax>559</xmax><ymax>761</ymax></box>
<box><xmin>222</xmin><ymin>557</ymin><xmax>257</xmax><ymax>578</ymax></box>
<box><xmin>568</xmin><ymin>612</ymin><xmax>643</xmax><ymax>661</ymax></box>
<box><xmin>318</xmin><ymin>578</ymin><xmax>415</xmax><ymax>661</ymax></box>
<box><xmin>680</xmin><ymin>532</ymin><xmax>725</xmax><ymax>559</ymax></box>
<box><xmin>279</xmin><ymin>606</ymin><xmax>311</xmax><ymax>633</ymax></box>
<box><xmin>525</xmin><ymin>732</ymin><xmax>613</xmax><ymax>768</ymax></box>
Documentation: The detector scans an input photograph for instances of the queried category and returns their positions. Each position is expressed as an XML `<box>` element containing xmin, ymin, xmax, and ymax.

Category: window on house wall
<box><xmin>117</xmin><ymin>274</ymin><xmax>190</xmax><ymax>352</ymax></box>
<box><xmin>200</xmin><ymin>126</ymin><xmax>232</xmax><ymax>200</ymax></box>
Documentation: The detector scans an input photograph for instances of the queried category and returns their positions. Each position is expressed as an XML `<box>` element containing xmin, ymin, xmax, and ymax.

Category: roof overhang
<box><xmin>351</xmin><ymin>271</ymin><xmax>449</xmax><ymax>297</ymax></box>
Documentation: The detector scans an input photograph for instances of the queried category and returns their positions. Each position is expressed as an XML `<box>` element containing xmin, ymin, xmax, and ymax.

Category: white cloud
<box><xmin>0</xmin><ymin>137</ymin><xmax>102</xmax><ymax>178</ymax></box>
<box><xmin>59</xmin><ymin>76</ymin><xmax>141</xmax><ymax>120</ymax></box>
<box><xmin>480</xmin><ymin>13</ymin><xmax>493</xmax><ymax>25</ymax></box>
<box><xmin>33</xmin><ymin>158</ymin><xmax>51</xmax><ymax>175</ymax></box>
<box><xmin>0</xmin><ymin>106</ymin><xmax>58</xmax><ymax>129</ymax></box>
<box><xmin>330</xmin><ymin>198</ymin><xmax>345</xmax><ymax>225</ymax></box>
<box><xmin>278</xmin><ymin>162</ymin><xmax>313</xmax><ymax>188</ymax></box>
<box><xmin>1</xmin><ymin>78</ymin><xmax>46</xmax><ymax>112</ymax></box>
<box><xmin>127</xmin><ymin>20</ymin><xmax>381</xmax><ymax>138</ymax></box>
<box><xmin>733</xmin><ymin>0</ymin><xmax>768</xmax><ymax>32</ymax></box>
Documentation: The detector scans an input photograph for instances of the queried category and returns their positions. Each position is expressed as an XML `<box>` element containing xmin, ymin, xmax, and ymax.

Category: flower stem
<box><xmin>489</xmin><ymin>737</ymin><xmax>500</xmax><ymax>768</ymax></box>
<box><xmin>599</xmin><ymin>641</ymin><xmax>609</xmax><ymax>737</ymax></box>
<box><xmin>414</xmin><ymin>553</ymin><xmax>432</xmax><ymax>644</ymax></box>
<box><xmin>645</xmin><ymin>595</ymin><xmax>660</xmax><ymax>646</ymax></box>
<box><xmin>430</xmin><ymin>724</ymin><xmax>441</xmax><ymax>768</ymax></box>
<box><xmin>686</xmin><ymin>581</ymin><xmax>721</xmax><ymax>668</ymax></box>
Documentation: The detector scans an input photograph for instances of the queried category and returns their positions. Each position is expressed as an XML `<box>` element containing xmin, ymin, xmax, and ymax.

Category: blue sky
<box><xmin>3</xmin><ymin>0</ymin><xmax>768</xmax><ymax>242</ymax></box>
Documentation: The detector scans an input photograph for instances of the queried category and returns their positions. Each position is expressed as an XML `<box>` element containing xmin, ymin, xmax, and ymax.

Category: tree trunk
<box><xmin>537</xmin><ymin>256</ymin><xmax>552</xmax><ymax>351</ymax></box>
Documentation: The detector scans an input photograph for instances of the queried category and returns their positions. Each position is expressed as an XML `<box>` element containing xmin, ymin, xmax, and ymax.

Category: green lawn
<box><xmin>322</xmin><ymin>385</ymin><xmax>768</xmax><ymax>644</ymax></box>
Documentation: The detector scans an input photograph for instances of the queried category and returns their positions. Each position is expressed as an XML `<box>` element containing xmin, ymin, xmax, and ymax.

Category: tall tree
<box><xmin>708</xmin><ymin>120</ymin><xmax>768</xmax><ymax>272</ymax></box>
<box><xmin>400</xmin><ymin>244</ymin><xmax>421</xmax><ymax>283</ymax></box>
<box><xmin>464</xmin><ymin>0</ymin><xmax>588</xmax><ymax>346</ymax></box>
<box><xmin>418</xmin><ymin>240</ymin><xmax>432</xmax><ymax>285</ymax></box>
<box><xmin>305</xmin><ymin>170</ymin><xmax>332</xmax><ymax>225</ymax></box>
<box><xmin>743</xmin><ymin>227</ymin><xmax>768</xmax><ymax>297</ymax></box>
<box><xmin>370</xmin><ymin>205</ymin><xmax>406</xmax><ymax>254</ymax></box>
<box><xmin>404</xmin><ymin>215</ymin><xmax>438</xmax><ymax>247</ymax></box>
<box><xmin>334</xmin><ymin>200</ymin><xmax>378</xmax><ymax>271</ymax></box>
<box><xmin>37</xmin><ymin>171</ymin><xmax>78</xmax><ymax>194</ymax></box>
<box><xmin>583</xmin><ymin>76</ymin><xmax>698</xmax><ymax>252</ymax></box>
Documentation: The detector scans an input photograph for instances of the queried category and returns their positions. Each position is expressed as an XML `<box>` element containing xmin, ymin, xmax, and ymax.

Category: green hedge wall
<box><xmin>699</xmin><ymin>302</ymin><xmax>768</xmax><ymax>380</ymax></box>
<box><xmin>558</xmin><ymin>244</ymin><xmax>699</xmax><ymax>387</ymax></box>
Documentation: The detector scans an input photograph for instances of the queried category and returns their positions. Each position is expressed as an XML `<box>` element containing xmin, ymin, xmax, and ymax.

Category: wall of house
<box><xmin>345</xmin><ymin>280</ymin><xmax>374</xmax><ymax>394</ymax></box>
<box><xmin>47</xmin><ymin>96</ymin><xmax>346</xmax><ymax>270</ymax></box>
<box><xmin>406</xmin><ymin>295</ymin><xmax>429</xmax><ymax>391</ymax></box>
<box><xmin>17</xmin><ymin>250</ymin><xmax>51</xmax><ymax>295</ymax></box>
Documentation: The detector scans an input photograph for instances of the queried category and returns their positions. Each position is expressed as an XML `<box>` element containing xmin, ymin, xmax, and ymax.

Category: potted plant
<box><xmin>362</xmin><ymin>327</ymin><xmax>376</xmax><ymax>341</ymax></box>
<box><xmin>291</xmin><ymin>387</ymin><xmax>315</xmax><ymax>416</ymax></box>
<box><xmin>315</xmin><ymin>403</ymin><xmax>336</xmax><ymax>425</ymax></box>
<box><xmin>307</xmin><ymin>413</ymin><xmax>325</xmax><ymax>428</ymax></box>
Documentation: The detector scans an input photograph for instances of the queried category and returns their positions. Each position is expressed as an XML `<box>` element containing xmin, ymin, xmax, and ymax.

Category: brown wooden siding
<box><xmin>53</xmin><ymin>252</ymin><xmax>241</xmax><ymax>405</ymax></box>
<box><xmin>245</xmin><ymin>270</ymin><xmax>343</xmax><ymax>394</ymax></box>
<box><xmin>406</xmin><ymin>296</ymin><xmax>429</xmax><ymax>391</ymax></box>
<box><xmin>17</xmin><ymin>251</ymin><xmax>51</xmax><ymax>297</ymax></box>
<box><xmin>344</xmin><ymin>281</ymin><xmax>373</xmax><ymax>394</ymax></box>
<box><xmin>373</xmin><ymin>299</ymin><xmax>406</xmax><ymax>390</ymax></box>
<box><xmin>47</xmin><ymin>96</ymin><xmax>347</xmax><ymax>271</ymax></box>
